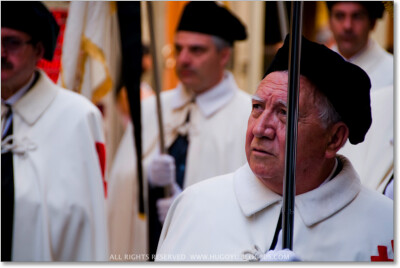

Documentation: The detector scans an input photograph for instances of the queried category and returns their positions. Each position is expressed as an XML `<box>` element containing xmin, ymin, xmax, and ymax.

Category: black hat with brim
<box><xmin>2</xmin><ymin>1</ymin><xmax>60</xmax><ymax>61</ymax></box>
<box><xmin>177</xmin><ymin>1</ymin><xmax>247</xmax><ymax>45</ymax></box>
<box><xmin>265</xmin><ymin>35</ymin><xmax>371</xmax><ymax>145</ymax></box>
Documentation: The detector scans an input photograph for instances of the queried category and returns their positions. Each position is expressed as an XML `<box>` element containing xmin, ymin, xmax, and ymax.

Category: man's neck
<box><xmin>2</xmin><ymin>86</ymin><xmax>20</xmax><ymax>101</ymax></box>
<box><xmin>262</xmin><ymin>158</ymin><xmax>337</xmax><ymax>196</ymax></box>
<box><xmin>188</xmin><ymin>71</ymin><xmax>226</xmax><ymax>96</ymax></box>
<box><xmin>1</xmin><ymin>72</ymin><xmax>36</xmax><ymax>101</ymax></box>
<box><xmin>294</xmin><ymin>158</ymin><xmax>337</xmax><ymax>195</ymax></box>
<box><xmin>340</xmin><ymin>39</ymin><xmax>371</xmax><ymax>61</ymax></box>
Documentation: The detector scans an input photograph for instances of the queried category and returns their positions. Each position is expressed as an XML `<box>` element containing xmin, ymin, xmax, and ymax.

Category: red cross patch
<box><xmin>371</xmin><ymin>240</ymin><xmax>394</xmax><ymax>261</ymax></box>
<box><xmin>95</xmin><ymin>142</ymin><xmax>107</xmax><ymax>199</ymax></box>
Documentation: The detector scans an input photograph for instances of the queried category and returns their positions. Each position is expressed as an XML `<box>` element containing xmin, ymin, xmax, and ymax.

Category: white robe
<box><xmin>9</xmin><ymin>70</ymin><xmax>108</xmax><ymax>261</ymax></box>
<box><xmin>107</xmin><ymin>71</ymin><xmax>251</xmax><ymax>259</ymax></box>
<box><xmin>157</xmin><ymin>156</ymin><xmax>393</xmax><ymax>261</ymax></box>
<box><xmin>333</xmin><ymin>39</ymin><xmax>393</xmax><ymax>192</ymax></box>
<box><xmin>332</xmin><ymin>38</ymin><xmax>393</xmax><ymax>91</ymax></box>
<box><xmin>339</xmin><ymin>85</ymin><xmax>393</xmax><ymax>191</ymax></box>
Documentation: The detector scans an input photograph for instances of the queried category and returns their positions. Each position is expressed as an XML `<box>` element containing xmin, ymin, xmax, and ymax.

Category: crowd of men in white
<box><xmin>1</xmin><ymin>1</ymin><xmax>393</xmax><ymax>262</ymax></box>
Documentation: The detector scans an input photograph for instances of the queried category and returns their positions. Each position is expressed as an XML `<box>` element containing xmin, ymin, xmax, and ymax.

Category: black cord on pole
<box><xmin>117</xmin><ymin>2</ymin><xmax>144</xmax><ymax>216</ymax></box>
<box><xmin>282</xmin><ymin>1</ymin><xmax>303</xmax><ymax>250</ymax></box>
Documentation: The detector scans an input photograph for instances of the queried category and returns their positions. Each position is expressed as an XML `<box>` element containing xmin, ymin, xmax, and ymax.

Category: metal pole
<box><xmin>277</xmin><ymin>2</ymin><xmax>289</xmax><ymax>40</ymax></box>
<box><xmin>282</xmin><ymin>1</ymin><xmax>303</xmax><ymax>250</ymax></box>
<box><xmin>146</xmin><ymin>2</ymin><xmax>172</xmax><ymax>197</ymax></box>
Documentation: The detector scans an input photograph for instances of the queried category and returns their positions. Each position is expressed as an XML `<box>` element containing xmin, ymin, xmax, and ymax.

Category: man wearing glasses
<box><xmin>1</xmin><ymin>2</ymin><xmax>108</xmax><ymax>261</ymax></box>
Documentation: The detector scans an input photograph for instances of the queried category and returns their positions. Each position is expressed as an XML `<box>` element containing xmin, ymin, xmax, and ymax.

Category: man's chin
<box><xmin>249</xmin><ymin>162</ymin><xmax>280</xmax><ymax>179</ymax></box>
<box><xmin>1</xmin><ymin>73</ymin><xmax>11</xmax><ymax>83</ymax></box>
<box><xmin>179</xmin><ymin>76</ymin><xmax>196</xmax><ymax>85</ymax></box>
<box><xmin>181</xmin><ymin>81</ymin><xmax>201</xmax><ymax>93</ymax></box>
<box><xmin>338</xmin><ymin>42</ymin><xmax>358</xmax><ymax>56</ymax></box>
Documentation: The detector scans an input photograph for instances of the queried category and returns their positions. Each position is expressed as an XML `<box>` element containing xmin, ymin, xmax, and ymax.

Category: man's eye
<box><xmin>353</xmin><ymin>13</ymin><xmax>366</xmax><ymax>20</ymax></box>
<box><xmin>252</xmin><ymin>103</ymin><xmax>262</xmax><ymax>110</ymax></box>
<box><xmin>333</xmin><ymin>13</ymin><xmax>344</xmax><ymax>21</ymax></box>
<box><xmin>190</xmin><ymin>47</ymin><xmax>206</xmax><ymax>54</ymax></box>
<box><xmin>279</xmin><ymin>109</ymin><xmax>287</xmax><ymax>116</ymax></box>
<box><xmin>5</xmin><ymin>38</ymin><xmax>22</xmax><ymax>47</ymax></box>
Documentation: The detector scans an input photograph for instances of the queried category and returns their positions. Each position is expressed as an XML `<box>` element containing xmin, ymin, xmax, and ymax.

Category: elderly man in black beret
<box><xmin>327</xmin><ymin>1</ymin><xmax>393</xmax><ymax>199</ymax></box>
<box><xmin>155</xmin><ymin>36</ymin><xmax>393</xmax><ymax>261</ymax></box>
<box><xmin>107</xmin><ymin>1</ymin><xmax>251</xmax><ymax>259</ymax></box>
<box><xmin>1</xmin><ymin>2</ymin><xmax>108</xmax><ymax>261</ymax></box>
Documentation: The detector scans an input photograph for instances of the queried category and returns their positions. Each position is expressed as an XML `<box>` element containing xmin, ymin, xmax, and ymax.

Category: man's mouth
<box><xmin>1</xmin><ymin>59</ymin><xmax>13</xmax><ymax>70</ymax></box>
<box><xmin>252</xmin><ymin>147</ymin><xmax>274</xmax><ymax>156</ymax></box>
<box><xmin>179</xmin><ymin>69</ymin><xmax>194</xmax><ymax>76</ymax></box>
<box><xmin>339</xmin><ymin>34</ymin><xmax>355</xmax><ymax>42</ymax></box>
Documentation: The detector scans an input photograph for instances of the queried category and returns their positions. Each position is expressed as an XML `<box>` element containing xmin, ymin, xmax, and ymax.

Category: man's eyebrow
<box><xmin>251</xmin><ymin>94</ymin><xmax>264</xmax><ymax>102</ymax></box>
<box><xmin>277</xmin><ymin>99</ymin><xmax>287</xmax><ymax>107</ymax></box>
<box><xmin>188</xmin><ymin>44</ymin><xmax>208</xmax><ymax>50</ymax></box>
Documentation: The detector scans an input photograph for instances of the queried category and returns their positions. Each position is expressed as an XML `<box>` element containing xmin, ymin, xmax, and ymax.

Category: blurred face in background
<box><xmin>1</xmin><ymin>27</ymin><xmax>43</xmax><ymax>98</ymax></box>
<box><xmin>329</xmin><ymin>2</ymin><xmax>374</xmax><ymax>59</ymax></box>
<box><xmin>174</xmin><ymin>31</ymin><xmax>230</xmax><ymax>95</ymax></box>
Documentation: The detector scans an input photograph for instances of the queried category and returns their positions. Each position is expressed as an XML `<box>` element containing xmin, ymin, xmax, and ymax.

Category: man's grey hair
<box><xmin>211</xmin><ymin>35</ymin><xmax>231</xmax><ymax>51</ymax></box>
<box><xmin>262</xmin><ymin>71</ymin><xmax>342</xmax><ymax>129</ymax></box>
<box><xmin>314</xmin><ymin>89</ymin><xmax>342</xmax><ymax>129</ymax></box>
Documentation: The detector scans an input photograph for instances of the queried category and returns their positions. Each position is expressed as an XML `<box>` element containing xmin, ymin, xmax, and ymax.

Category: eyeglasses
<box><xmin>1</xmin><ymin>37</ymin><xmax>34</xmax><ymax>53</ymax></box>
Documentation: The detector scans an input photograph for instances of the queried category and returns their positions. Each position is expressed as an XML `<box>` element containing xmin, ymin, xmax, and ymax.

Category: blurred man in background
<box><xmin>327</xmin><ymin>1</ymin><xmax>393</xmax><ymax>198</ymax></box>
<box><xmin>107</xmin><ymin>1</ymin><xmax>252</xmax><ymax>260</ymax></box>
<box><xmin>327</xmin><ymin>1</ymin><xmax>392</xmax><ymax>90</ymax></box>
<box><xmin>1</xmin><ymin>1</ymin><xmax>108</xmax><ymax>261</ymax></box>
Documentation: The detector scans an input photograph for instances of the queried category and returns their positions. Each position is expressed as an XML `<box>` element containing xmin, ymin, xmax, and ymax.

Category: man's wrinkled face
<box><xmin>1</xmin><ymin>27</ymin><xmax>42</xmax><ymax>92</ymax></box>
<box><xmin>245</xmin><ymin>72</ymin><xmax>330</xmax><ymax>193</ymax></box>
<box><xmin>174</xmin><ymin>31</ymin><xmax>229</xmax><ymax>94</ymax></box>
<box><xmin>329</xmin><ymin>2</ymin><xmax>373</xmax><ymax>59</ymax></box>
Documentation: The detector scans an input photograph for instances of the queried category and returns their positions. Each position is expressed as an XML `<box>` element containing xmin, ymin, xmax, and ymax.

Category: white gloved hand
<box><xmin>384</xmin><ymin>179</ymin><xmax>393</xmax><ymax>200</ymax></box>
<box><xmin>260</xmin><ymin>229</ymin><xmax>301</xmax><ymax>262</ymax></box>
<box><xmin>156</xmin><ymin>183</ymin><xmax>182</xmax><ymax>224</ymax></box>
<box><xmin>148</xmin><ymin>154</ymin><xmax>176</xmax><ymax>187</ymax></box>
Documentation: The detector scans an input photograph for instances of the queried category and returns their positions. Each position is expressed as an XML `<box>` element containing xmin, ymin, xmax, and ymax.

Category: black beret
<box><xmin>1</xmin><ymin>1</ymin><xmax>60</xmax><ymax>61</ymax></box>
<box><xmin>326</xmin><ymin>1</ymin><xmax>385</xmax><ymax>20</ymax></box>
<box><xmin>177</xmin><ymin>1</ymin><xmax>247</xmax><ymax>45</ymax></box>
<box><xmin>265</xmin><ymin>35</ymin><xmax>371</xmax><ymax>145</ymax></box>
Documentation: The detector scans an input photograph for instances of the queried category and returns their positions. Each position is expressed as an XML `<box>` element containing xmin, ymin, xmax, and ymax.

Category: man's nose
<box><xmin>252</xmin><ymin>112</ymin><xmax>276</xmax><ymax>140</ymax></box>
<box><xmin>343</xmin><ymin>16</ymin><xmax>353</xmax><ymax>30</ymax></box>
<box><xmin>1</xmin><ymin>43</ymin><xmax>7</xmax><ymax>57</ymax></box>
<box><xmin>176</xmin><ymin>49</ymin><xmax>191</xmax><ymax>65</ymax></box>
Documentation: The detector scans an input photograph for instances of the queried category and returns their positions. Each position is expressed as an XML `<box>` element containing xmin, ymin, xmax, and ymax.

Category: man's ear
<box><xmin>325</xmin><ymin>122</ymin><xmax>349</xmax><ymax>158</ymax></box>
<box><xmin>220</xmin><ymin>47</ymin><xmax>231</xmax><ymax>68</ymax></box>
<box><xmin>34</xmin><ymin>42</ymin><xmax>45</xmax><ymax>63</ymax></box>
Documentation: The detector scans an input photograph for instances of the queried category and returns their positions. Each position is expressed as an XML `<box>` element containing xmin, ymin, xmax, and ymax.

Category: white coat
<box><xmin>9</xmin><ymin>70</ymin><xmax>108</xmax><ymax>261</ymax></box>
<box><xmin>333</xmin><ymin>39</ymin><xmax>393</xmax><ymax>193</ymax></box>
<box><xmin>332</xmin><ymin>38</ymin><xmax>393</xmax><ymax>91</ymax></box>
<box><xmin>107</xmin><ymin>71</ymin><xmax>251</xmax><ymax>259</ymax></box>
<box><xmin>157</xmin><ymin>156</ymin><xmax>393</xmax><ymax>262</ymax></box>
<box><xmin>339</xmin><ymin>85</ymin><xmax>393</xmax><ymax>191</ymax></box>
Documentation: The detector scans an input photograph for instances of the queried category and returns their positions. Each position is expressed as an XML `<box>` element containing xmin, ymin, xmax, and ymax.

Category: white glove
<box><xmin>384</xmin><ymin>179</ymin><xmax>393</xmax><ymax>200</ymax></box>
<box><xmin>148</xmin><ymin>154</ymin><xmax>176</xmax><ymax>187</ymax></box>
<box><xmin>260</xmin><ymin>229</ymin><xmax>301</xmax><ymax>261</ymax></box>
<box><xmin>156</xmin><ymin>183</ymin><xmax>182</xmax><ymax>224</ymax></box>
